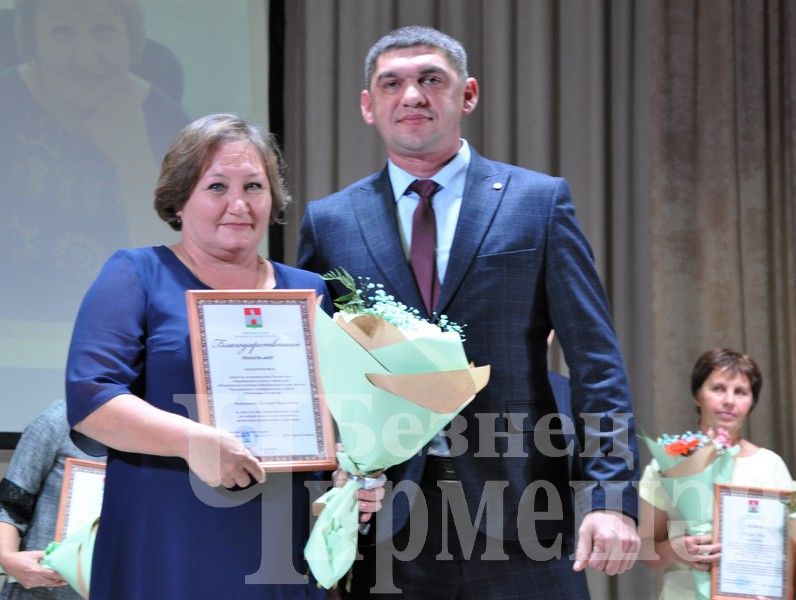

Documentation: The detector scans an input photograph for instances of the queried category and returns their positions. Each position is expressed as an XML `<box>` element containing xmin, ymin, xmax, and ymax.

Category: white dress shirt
<box><xmin>388</xmin><ymin>140</ymin><xmax>471</xmax><ymax>286</ymax></box>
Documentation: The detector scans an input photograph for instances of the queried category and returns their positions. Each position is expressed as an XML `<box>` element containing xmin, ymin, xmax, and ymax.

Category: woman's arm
<box><xmin>75</xmin><ymin>394</ymin><xmax>264</xmax><ymax>488</ymax></box>
<box><xmin>639</xmin><ymin>498</ymin><xmax>676</xmax><ymax>571</ymax></box>
<box><xmin>639</xmin><ymin>499</ymin><xmax>720</xmax><ymax>572</ymax></box>
<box><xmin>68</xmin><ymin>252</ymin><xmax>262</xmax><ymax>488</ymax></box>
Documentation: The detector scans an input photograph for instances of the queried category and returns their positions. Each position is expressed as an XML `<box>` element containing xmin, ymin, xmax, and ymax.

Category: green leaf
<box><xmin>321</xmin><ymin>268</ymin><xmax>366</xmax><ymax>312</ymax></box>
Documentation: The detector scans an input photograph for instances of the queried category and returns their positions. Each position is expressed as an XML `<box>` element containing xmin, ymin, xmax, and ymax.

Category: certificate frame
<box><xmin>711</xmin><ymin>483</ymin><xmax>794</xmax><ymax>600</ymax></box>
<box><xmin>53</xmin><ymin>458</ymin><xmax>106</xmax><ymax>541</ymax></box>
<box><xmin>186</xmin><ymin>289</ymin><xmax>336</xmax><ymax>472</ymax></box>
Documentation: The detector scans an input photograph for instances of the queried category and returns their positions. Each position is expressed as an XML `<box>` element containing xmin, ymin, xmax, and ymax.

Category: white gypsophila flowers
<box><xmin>322</xmin><ymin>269</ymin><xmax>466</xmax><ymax>340</ymax></box>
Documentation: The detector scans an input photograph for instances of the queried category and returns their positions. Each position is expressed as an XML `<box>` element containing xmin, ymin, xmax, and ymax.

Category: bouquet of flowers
<box><xmin>40</xmin><ymin>518</ymin><xmax>98</xmax><ymax>599</ymax></box>
<box><xmin>640</xmin><ymin>428</ymin><xmax>738</xmax><ymax>599</ymax></box>
<box><xmin>304</xmin><ymin>269</ymin><xmax>490</xmax><ymax>589</ymax></box>
<box><xmin>0</xmin><ymin>504</ymin><xmax>99</xmax><ymax>599</ymax></box>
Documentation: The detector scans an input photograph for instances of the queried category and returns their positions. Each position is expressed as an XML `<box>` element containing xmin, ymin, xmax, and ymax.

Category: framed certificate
<box><xmin>711</xmin><ymin>483</ymin><xmax>794</xmax><ymax>599</ymax></box>
<box><xmin>186</xmin><ymin>290</ymin><xmax>336</xmax><ymax>472</ymax></box>
<box><xmin>54</xmin><ymin>458</ymin><xmax>105</xmax><ymax>541</ymax></box>
<box><xmin>788</xmin><ymin>515</ymin><xmax>796</xmax><ymax>600</ymax></box>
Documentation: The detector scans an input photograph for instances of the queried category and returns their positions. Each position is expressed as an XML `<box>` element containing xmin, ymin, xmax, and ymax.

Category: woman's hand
<box><xmin>81</xmin><ymin>74</ymin><xmax>163</xmax><ymax>246</ymax></box>
<box><xmin>81</xmin><ymin>74</ymin><xmax>153</xmax><ymax>170</ymax></box>
<box><xmin>0</xmin><ymin>550</ymin><xmax>66</xmax><ymax>589</ymax></box>
<box><xmin>186</xmin><ymin>422</ymin><xmax>266</xmax><ymax>488</ymax></box>
<box><xmin>668</xmin><ymin>533</ymin><xmax>721</xmax><ymax>571</ymax></box>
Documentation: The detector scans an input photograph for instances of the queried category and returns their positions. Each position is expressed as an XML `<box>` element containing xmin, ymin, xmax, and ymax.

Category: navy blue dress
<box><xmin>66</xmin><ymin>247</ymin><xmax>329</xmax><ymax>599</ymax></box>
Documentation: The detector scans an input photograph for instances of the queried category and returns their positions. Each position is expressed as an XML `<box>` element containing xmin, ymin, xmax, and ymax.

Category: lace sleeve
<box><xmin>0</xmin><ymin>478</ymin><xmax>37</xmax><ymax>531</ymax></box>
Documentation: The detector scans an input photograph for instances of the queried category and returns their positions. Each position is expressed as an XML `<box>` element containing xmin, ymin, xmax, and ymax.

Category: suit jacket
<box><xmin>298</xmin><ymin>149</ymin><xmax>639</xmax><ymax>544</ymax></box>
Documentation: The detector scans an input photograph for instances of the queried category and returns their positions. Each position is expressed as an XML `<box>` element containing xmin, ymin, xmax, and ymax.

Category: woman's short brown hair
<box><xmin>691</xmin><ymin>347</ymin><xmax>762</xmax><ymax>409</ymax></box>
<box><xmin>154</xmin><ymin>113</ymin><xmax>291</xmax><ymax>230</ymax></box>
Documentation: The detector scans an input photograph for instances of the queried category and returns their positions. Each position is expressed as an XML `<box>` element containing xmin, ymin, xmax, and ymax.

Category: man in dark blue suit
<box><xmin>298</xmin><ymin>25</ymin><xmax>639</xmax><ymax>598</ymax></box>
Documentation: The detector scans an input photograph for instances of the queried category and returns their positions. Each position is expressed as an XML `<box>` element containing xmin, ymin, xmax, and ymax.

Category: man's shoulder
<box><xmin>468</xmin><ymin>151</ymin><xmax>565</xmax><ymax>191</ymax></box>
<box><xmin>317</xmin><ymin>171</ymin><xmax>383</xmax><ymax>201</ymax></box>
<box><xmin>304</xmin><ymin>170</ymin><xmax>385</xmax><ymax>217</ymax></box>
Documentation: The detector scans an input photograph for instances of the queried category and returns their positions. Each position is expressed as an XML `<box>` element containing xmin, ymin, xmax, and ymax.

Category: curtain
<box><xmin>651</xmin><ymin>0</ymin><xmax>795</xmax><ymax>479</ymax></box>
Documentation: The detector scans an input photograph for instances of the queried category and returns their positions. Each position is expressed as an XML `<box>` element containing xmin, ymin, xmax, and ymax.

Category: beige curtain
<box><xmin>651</xmin><ymin>0</ymin><xmax>796</xmax><ymax>473</ymax></box>
<box><xmin>647</xmin><ymin>2</ymin><xmax>796</xmax><ymax>591</ymax></box>
<box><xmin>280</xmin><ymin>0</ymin><xmax>794</xmax><ymax>597</ymax></box>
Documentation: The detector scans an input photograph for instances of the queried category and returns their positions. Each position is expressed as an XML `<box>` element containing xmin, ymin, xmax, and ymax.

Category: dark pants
<box><xmin>344</xmin><ymin>462</ymin><xmax>590</xmax><ymax>599</ymax></box>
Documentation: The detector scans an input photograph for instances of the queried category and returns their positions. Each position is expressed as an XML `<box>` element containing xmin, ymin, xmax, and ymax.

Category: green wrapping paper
<box><xmin>40</xmin><ymin>517</ymin><xmax>98</xmax><ymax>599</ymax></box>
<box><xmin>640</xmin><ymin>434</ymin><xmax>739</xmax><ymax>600</ymax></box>
<box><xmin>304</xmin><ymin>478</ymin><xmax>361</xmax><ymax>588</ymax></box>
<box><xmin>305</xmin><ymin>308</ymin><xmax>489</xmax><ymax>589</ymax></box>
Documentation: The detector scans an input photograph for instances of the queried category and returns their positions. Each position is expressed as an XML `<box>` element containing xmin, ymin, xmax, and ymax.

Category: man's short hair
<box><xmin>364</xmin><ymin>25</ymin><xmax>468</xmax><ymax>88</ymax></box>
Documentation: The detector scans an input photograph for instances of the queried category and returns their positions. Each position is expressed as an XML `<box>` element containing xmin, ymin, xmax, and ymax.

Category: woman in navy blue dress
<box><xmin>65</xmin><ymin>114</ymin><xmax>381</xmax><ymax>599</ymax></box>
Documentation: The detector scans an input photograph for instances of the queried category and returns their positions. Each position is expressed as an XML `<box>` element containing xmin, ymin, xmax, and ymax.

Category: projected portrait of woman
<box><xmin>0</xmin><ymin>0</ymin><xmax>189</xmax><ymax>323</ymax></box>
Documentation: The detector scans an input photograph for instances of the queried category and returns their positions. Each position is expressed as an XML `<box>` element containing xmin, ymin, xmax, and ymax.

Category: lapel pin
<box><xmin>492</xmin><ymin>182</ymin><xmax>503</xmax><ymax>190</ymax></box>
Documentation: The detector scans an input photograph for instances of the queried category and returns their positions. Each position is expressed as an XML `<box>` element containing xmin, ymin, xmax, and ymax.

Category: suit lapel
<box><xmin>351</xmin><ymin>169</ymin><xmax>426</xmax><ymax>312</ymax></box>
<box><xmin>437</xmin><ymin>151</ymin><xmax>506</xmax><ymax>314</ymax></box>
<box><xmin>350</xmin><ymin>154</ymin><xmax>507</xmax><ymax>318</ymax></box>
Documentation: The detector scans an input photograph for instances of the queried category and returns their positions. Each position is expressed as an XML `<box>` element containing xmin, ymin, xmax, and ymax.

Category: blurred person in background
<box><xmin>0</xmin><ymin>400</ymin><xmax>106</xmax><ymax>600</ymax></box>
<box><xmin>639</xmin><ymin>348</ymin><xmax>794</xmax><ymax>599</ymax></box>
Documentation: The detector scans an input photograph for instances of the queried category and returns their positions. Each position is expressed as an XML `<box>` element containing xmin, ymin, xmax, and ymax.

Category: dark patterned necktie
<box><xmin>408</xmin><ymin>179</ymin><xmax>441</xmax><ymax>314</ymax></box>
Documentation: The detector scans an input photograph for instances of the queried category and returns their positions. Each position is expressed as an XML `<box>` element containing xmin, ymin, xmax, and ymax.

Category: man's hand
<box><xmin>356</xmin><ymin>484</ymin><xmax>385</xmax><ymax>524</ymax></box>
<box><xmin>332</xmin><ymin>467</ymin><xmax>385</xmax><ymax>523</ymax></box>
<box><xmin>573</xmin><ymin>510</ymin><xmax>640</xmax><ymax>575</ymax></box>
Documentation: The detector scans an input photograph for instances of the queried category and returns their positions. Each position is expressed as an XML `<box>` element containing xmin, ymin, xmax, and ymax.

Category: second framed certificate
<box><xmin>186</xmin><ymin>290</ymin><xmax>336</xmax><ymax>472</ymax></box>
<box><xmin>711</xmin><ymin>483</ymin><xmax>794</xmax><ymax>599</ymax></box>
<box><xmin>54</xmin><ymin>458</ymin><xmax>106</xmax><ymax>541</ymax></box>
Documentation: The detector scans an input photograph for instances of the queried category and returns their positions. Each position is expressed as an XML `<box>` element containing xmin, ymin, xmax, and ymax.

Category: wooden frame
<box><xmin>53</xmin><ymin>458</ymin><xmax>105</xmax><ymax>541</ymax></box>
<box><xmin>185</xmin><ymin>289</ymin><xmax>336</xmax><ymax>472</ymax></box>
<box><xmin>711</xmin><ymin>483</ymin><xmax>794</xmax><ymax>599</ymax></box>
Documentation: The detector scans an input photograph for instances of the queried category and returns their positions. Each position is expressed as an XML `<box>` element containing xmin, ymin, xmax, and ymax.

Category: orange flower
<box><xmin>664</xmin><ymin>438</ymin><xmax>700</xmax><ymax>456</ymax></box>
